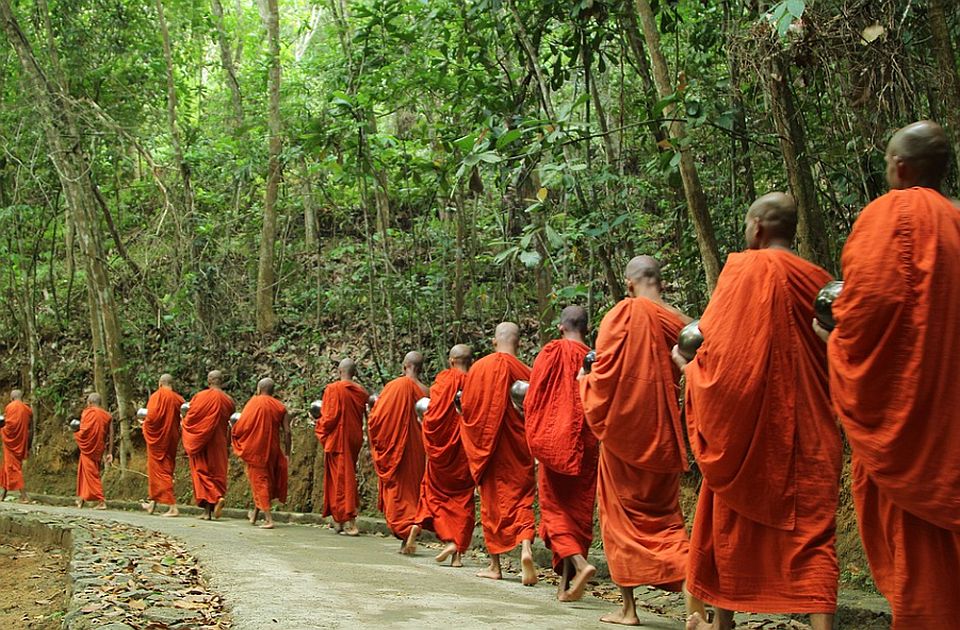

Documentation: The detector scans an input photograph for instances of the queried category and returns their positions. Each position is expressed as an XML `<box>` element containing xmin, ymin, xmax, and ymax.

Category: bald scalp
<box><xmin>338</xmin><ymin>358</ymin><xmax>357</xmax><ymax>378</ymax></box>
<box><xmin>403</xmin><ymin>351</ymin><xmax>424</xmax><ymax>374</ymax></box>
<box><xmin>559</xmin><ymin>305</ymin><xmax>588</xmax><ymax>336</ymax></box>
<box><xmin>888</xmin><ymin>120</ymin><xmax>951</xmax><ymax>188</ymax></box>
<box><xmin>257</xmin><ymin>378</ymin><xmax>275</xmax><ymax>395</ymax></box>
<box><xmin>207</xmin><ymin>370</ymin><xmax>223</xmax><ymax>387</ymax></box>
<box><xmin>495</xmin><ymin>322</ymin><xmax>520</xmax><ymax>344</ymax></box>
<box><xmin>624</xmin><ymin>255</ymin><xmax>661</xmax><ymax>284</ymax></box>
<box><xmin>159</xmin><ymin>373</ymin><xmax>174</xmax><ymax>388</ymax></box>
<box><xmin>748</xmin><ymin>192</ymin><xmax>798</xmax><ymax>243</ymax></box>
<box><xmin>87</xmin><ymin>392</ymin><xmax>102</xmax><ymax>407</ymax></box>
<box><xmin>10</xmin><ymin>389</ymin><xmax>22</xmax><ymax>401</ymax></box>
<box><xmin>449</xmin><ymin>344</ymin><xmax>472</xmax><ymax>362</ymax></box>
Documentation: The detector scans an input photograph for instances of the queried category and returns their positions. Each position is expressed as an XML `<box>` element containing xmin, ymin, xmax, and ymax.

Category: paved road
<box><xmin>0</xmin><ymin>501</ymin><xmax>677</xmax><ymax>629</ymax></box>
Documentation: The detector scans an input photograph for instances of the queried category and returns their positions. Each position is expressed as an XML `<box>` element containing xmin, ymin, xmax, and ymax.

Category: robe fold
<box><xmin>366</xmin><ymin>376</ymin><xmax>426</xmax><ymax>539</ymax></box>
<box><xmin>1</xmin><ymin>400</ymin><xmax>31</xmax><ymax>492</ymax></box>
<box><xmin>414</xmin><ymin>368</ymin><xmax>475</xmax><ymax>552</ymax></box>
<box><xmin>828</xmin><ymin>187</ymin><xmax>960</xmax><ymax>627</ymax></box>
<box><xmin>580</xmin><ymin>297</ymin><xmax>689</xmax><ymax>589</ymax></box>
<box><xmin>75</xmin><ymin>407</ymin><xmax>112</xmax><ymax>502</ymax></box>
<box><xmin>685</xmin><ymin>248</ymin><xmax>841</xmax><ymax>613</ymax></box>
<box><xmin>525</xmin><ymin>339</ymin><xmax>598</xmax><ymax>572</ymax></box>
<box><xmin>143</xmin><ymin>387</ymin><xmax>184</xmax><ymax>505</ymax></box>
<box><xmin>232</xmin><ymin>395</ymin><xmax>288</xmax><ymax>511</ymax></box>
<box><xmin>181</xmin><ymin>388</ymin><xmax>234</xmax><ymax>508</ymax></box>
<box><xmin>461</xmin><ymin>352</ymin><xmax>534</xmax><ymax>554</ymax></box>
<box><xmin>316</xmin><ymin>380</ymin><xmax>369</xmax><ymax>523</ymax></box>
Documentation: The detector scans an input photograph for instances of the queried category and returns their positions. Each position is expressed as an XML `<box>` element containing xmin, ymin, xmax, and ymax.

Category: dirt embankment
<box><xmin>0</xmin><ymin>535</ymin><xmax>68</xmax><ymax>629</ymax></box>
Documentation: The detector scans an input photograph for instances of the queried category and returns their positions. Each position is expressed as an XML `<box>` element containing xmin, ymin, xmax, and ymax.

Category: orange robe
<box><xmin>143</xmin><ymin>387</ymin><xmax>184</xmax><ymax>505</ymax></box>
<box><xmin>182</xmin><ymin>388</ymin><xmax>234</xmax><ymax>508</ymax></box>
<box><xmin>461</xmin><ymin>352</ymin><xmax>534</xmax><ymax>554</ymax></box>
<box><xmin>232</xmin><ymin>394</ymin><xmax>289</xmax><ymax>511</ymax></box>
<box><xmin>414</xmin><ymin>368</ymin><xmax>475</xmax><ymax>552</ymax></box>
<box><xmin>685</xmin><ymin>249</ymin><xmax>841</xmax><ymax>613</ymax></box>
<box><xmin>828</xmin><ymin>187</ymin><xmax>960</xmax><ymax>628</ymax></box>
<box><xmin>316</xmin><ymin>380</ymin><xmax>368</xmax><ymax>523</ymax></box>
<box><xmin>1</xmin><ymin>400</ymin><xmax>32</xmax><ymax>491</ymax></box>
<box><xmin>75</xmin><ymin>407</ymin><xmax>112</xmax><ymax>502</ymax></box>
<box><xmin>367</xmin><ymin>376</ymin><xmax>426</xmax><ymax>539</ymax></box>
<box><xmin>580</xmin><ymin>298</ymin><xmax>689</xmax><ymax>590</ymax></box>
<box><xmin>525</xmin><ymin>338</ymin><xmax>598</xmax><ymax>572</ymax></box>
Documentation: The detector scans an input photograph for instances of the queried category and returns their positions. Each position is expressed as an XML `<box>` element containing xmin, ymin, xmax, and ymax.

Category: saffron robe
<box><xmin>829</xmin><ymin>187</ymin><xmax>960</xmax><ymax>628</ymax></box>
<box><xmin>461</xmin><ymin>352</ymin><xmax>535</xmax><ymax>554</ymax></box>
<box><xmin>580</xmin><ymin>297</ymin><xmax>690</xmax><ymax>589</ymax></box>
<box><xmin>1</xmin><ymin>400</ymin><xmax>31</xmax><ymax>492</ymax></box>
<box><xmin>232</xmin><ymin>394</ymin><xmax>289</xmax><ymax>511</ymax></box>
<box><xmin>415</xmin><ymin>368</ymin><xmax>475</xmax><ymax>552</ymax></box>
<box><xmin>316</xmin><ymin>380</ymin><xmax>368</xmax><ymax>523</ymax></box>
<box><xmin>685</xmin><ymin>248</ymin><xmax>841</xmax><ymax>613</ymax></box>
<box><xmin>182</xmin><ymin>388</ymin><xmax>234</xmax><ymax>508</ymax></box>
<box><xmin>367</xmin><ymin>375</ymin><xmax>426</xmax><ymax>539</ymax></box>
<box><xmin>75</xmin><ymin>407</ymin><xmax>112</xmax><ymax>502</ymax></box>
<box><xmin>143</xmin><ymin>387</ymin><xmax>184</xmax><ymax>505</ymax></box>
<box><xmin>525</xmin><ymin>338</ymin><xmax>598</xmax><ymax>572</ymax></box>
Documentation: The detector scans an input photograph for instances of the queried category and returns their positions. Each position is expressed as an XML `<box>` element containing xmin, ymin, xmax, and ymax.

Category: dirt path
<box><xmin>0</xmin><ymin>535</ymin><xmax>68</xmax><ymax>629</ymax></box>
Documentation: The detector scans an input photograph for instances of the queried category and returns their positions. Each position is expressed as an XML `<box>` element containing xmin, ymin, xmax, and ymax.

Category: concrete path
<box><xmin>0</xmin><ymin>501</ymin><xmax>677</xmax><ymax>629</ymax></box>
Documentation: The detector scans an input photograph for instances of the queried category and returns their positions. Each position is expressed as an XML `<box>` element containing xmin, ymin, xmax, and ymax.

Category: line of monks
<box><xmin>1</xmin><ymin>120</ymin><xmax>957</xmax><ymax>629</ymax></box>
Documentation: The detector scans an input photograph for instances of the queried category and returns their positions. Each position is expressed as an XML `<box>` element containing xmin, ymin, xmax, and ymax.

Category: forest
<box><xmin>0</xmin><ymin>0</ymin><xmax>957</xmax><ymax>587</ymax></box>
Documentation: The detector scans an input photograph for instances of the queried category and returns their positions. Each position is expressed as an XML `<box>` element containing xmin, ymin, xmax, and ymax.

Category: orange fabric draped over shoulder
<box><xmin>316</xmin><ymin>380</ymin><xmax>368</xmax><ymax>523</ymax></box>
<box><xmin>461</xmin><ymin>352</ymin><xmax>534</xmax><ymax>554</ymax></box>
<box><xmin>232</xmin><ymin>395</ymin><xmax>288</xmax><ymax>511</ymax></box>
<box><xmin>685</xmin><ymin>248</ymin><xmax>841</xmax><ymax>613</ymax></box>
<box><xmin>367</xmin><ymin>376</ymin><xmax>426</xmax><ymax>539</ymax></box>
<box><xmin>143</xmin><ymin>388</ymin><xmax>184</xmax><ymax>505</ymax></box>
<box><xmin>580</xmin><ymin>297</ymin><xmax>689</xmax><ymax>589</ymax></box>
<box><xmin>181</xmin><ymin>388</ymin><xmax>234</xmax><ymax>508</ymax></box>
<box><xmin>829</xmin><ymin>187</ymin><xmax>960</xmax><ymax>627</ymax></box>
<box><xmin>1</xmin><ymin>400</ymin><xmax>32</xmax><ymax>492</ymax></box>
<box><xmin>526</xmin><ymin>339</ymin><xmax>597</xmax><ymax>572</ymax></box>
<box><xmin>75</xmin><ymin>407</ymin><xmax>112</xmax><ymax>502</ymax></box>
<box><xmin>414</xmin><ymin>368</ymin><xmax>475</xmax><ymax>552</ymax></box>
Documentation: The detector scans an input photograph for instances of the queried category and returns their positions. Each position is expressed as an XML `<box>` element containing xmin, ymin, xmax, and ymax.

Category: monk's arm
<box><xmin>282</xmin><ymin>411</ymin><xmax>291</xmax><ymax>456</ymax></box>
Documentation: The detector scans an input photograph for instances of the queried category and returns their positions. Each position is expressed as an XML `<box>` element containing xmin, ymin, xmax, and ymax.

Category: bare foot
<box><xmin>141</xmin><ymin>500</ymin><xmax>157</xmax><ymax>515</ymax></box>
<box><xmin>161</xmin><ymin>506</ymin><xmax>179</xmax><ymax>518</ymax></box>
<box><xmin>559</xmin><ymin>564</ymin><xmax>597</xmax><ymax>602</ymax></box>
<box><xmin>521</xmin><ymin>551</ymin><xmax>538</xmax><ymax>586</ymax></box>
<box><xmin>342</xmin><ymin>526</ymin><xmax>360</xmax><ymax>537</ymax></box>
<box><xmin>75</xmin><ymin>499</ymin><xmax>83</xmax><ymax>509</ymax></box>
<box><xmin>213</xmin><ymin>498</ymin><xmax>225</xmax><ymax>519</ymax></box>
<box><xmin>685</xmin><ymin>613</ymin><xmax>714</xmax><ymax>630</ymax></box>
<box><xmin>248</xmin><ymin>509</ymin><xmax>259</xmax><ymax>525</ymax></box>
<box><xmin>600</xmin><ymin>610</ymin><xmax>640</xmax><ymax>626</ymax></box>
<box><xmin>401</xmin><ymin>525</ymin><xmax>421</xmax><ymax>555</ymax></box>
<box><xmin>476</xmin><ymin>566</ymin><xmax>502</xmax><ymax>580</ymax></box>
<box><xmin>435</xmin><ymin>542</ymin><xmax>457</xmax><ymax>564</ymax></box>
<box><xmin>17</xmin><ymin>494</ymin><xmax>29</xmax><ymax>504</ymax></box>
<box><xmin>450</xmin><ymin>552</ymin><xmax>463</xmax><ymax>568</ymax></box>
<box><xmin>196</xmin><ymin>512</ymin><xmax>211</xmax><ymax>521</ymax></box>
<box><xmin>93</xmin><ymin>501</ymin><xmax>107</xmax><ymax>510</ymax></box>
<box><xmin>259</xmin><ymin>522</ymin><xmax>275</xmax><ymax>530</ymax></box>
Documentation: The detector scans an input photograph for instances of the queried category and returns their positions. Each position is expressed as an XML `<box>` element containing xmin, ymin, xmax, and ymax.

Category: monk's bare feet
<box><xmin>342</xmin><ymin>521</ymin><xmax>359</xmax><ymax>536</ymax></box>
<box><xmin>196</xmin><ymin>512</ymin><xmax>211</xmax><ymax>521</ymax></box>
<box><xmin>213</xmin><ymin>497</ymin><xmax>225</xmax><ymax>519</ymax></box>
<box><xmin>75</xmin><ymin>499</ymin><xmax>83</xmax><ymax>509</ymax></box>
<box><xmin>685</xmin><ymin>613</ymin><xmax>714</xmax><ymax>630</ymax></box>
<box><xmin>141</xmin><ymin>500</ymin><xmax>157</xmax><ymax>515</ymax></box>
<box><xmin>559</xmin><ymin>563</ymin><xmax>597</xmax><ymax>602</ymax></box>
<box><xmin>435</xmin><ymin>542</ymin><xmax>457</xmax><ymax>564</ymax></box>
<box><xmin>259</xmin><ymin>521</ymin><xmax>275</xmax><ymax>530</ymax></box>
<box><xmin>450</xmin><ymin>552</ymin><xmax>463</xmax><ymax>568</ymax></box>
<box><xmin>161</xmin><ymin>506</ymin><xmax>179</xmax><ymax>517</ymax></box>
<box><xmin>1</xmin><ymin>489</ymin><xmax>7</xmax><ymax>501</ymax></box>
<box><xmin>401</xmin><ymin>525</ymin><xmax>421</xmax><ymax>555</ymax></box>
<box><xmin>248</xmin><ymin>509</ymin><xmax>259</xmax><ymax>525</ymax></box>
<box><xmin>600</xmin><ymin>610</ymin><xmax>641</xmax><ymax>626</ymax></box>
<box><xmin>476</xmin><ymin>564</ymin><xmax>502</xmax><ymax>580</ymax></box>
<box><xmin>17</xmin><ymin>493</ymin><xmax>29</xmax><ymax>504</ymax></box>
<box><xmin>520</xmin><ymin>544</ymin><xmax>538</xmax><ymax>586</ymax></box>
<box><xmin>93</xmin><ymin>501</ymin><xmax>107</xmax><ymax>510</ymax></box>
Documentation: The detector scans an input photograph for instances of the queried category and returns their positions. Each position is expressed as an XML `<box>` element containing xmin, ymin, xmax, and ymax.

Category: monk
<box><xmin>182</xmin><ymin>370</ymin><xmax>234</xmax><ymax>520</ymax></box>
<box><xmin>367</xmin><ymin>352</ymin><xmax>428</xmax><ymax>549</ymax></box>
<box><xmin>141</xmin><ymin>374</ymin><xmax>184</xmax><ymax>517</ymax></box>
<box><xmin>74</xmin><ymin>393</ymin><xmax>113</xmax><ymax>510</ymax></box>
<box><xmin>406</xmin><ymin>344</ymin><xmax>476</xmax><ymax>566</ymax></box>
<box><xmin>819</xmin><ymin>121</ymin><xmax>960</xmax><ymax>629</ymax></box>
<box><xmin>676</xmin><ymin>194</ymin><xmax>841</xmax><ymax>630</ymax></box>
<box><xmin>316</xmin><ymin>358</ymin><xmax>369</xmax><ymax>536</ymax></box>
<box><xmin>232</xmin><ymin>378</ymin><xmax>291</xmax><ymax>529</ymax></box>
<box><xmin>579</xmin><ymin>257</ymin><xmax>699</xmax><ymax>625</ymax></box>
<box><xmin>526</xmin><ymin>306</ymin><xmax>598</xmax><ymax>601</ymax></box>
<box><xmin>461</xmin><ymin>322</ymin><xmax>537</xmax><ymax>586</ymax></box>
<box><xmin>1</xmin><ymin>390</ymin><xmax>32</xmax><ymax>503</ymax></box>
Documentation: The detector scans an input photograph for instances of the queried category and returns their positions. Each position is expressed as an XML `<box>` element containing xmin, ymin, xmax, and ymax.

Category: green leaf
<box><xmin>545</xmin><ymin>224</ymin><xmax>564</xmax><ymax>249</ymax></box>
<box><xmin>519</xmin><ymin>250</ymin><xmax>542</xmax><ymax>268</ymax></box>
<box><xmin>496</xmin><ymin>129</ymin><xmax>522</xmax><ymax>149</ymax></box>
<box><xmin>786</xmin><ymin>0</ymin><xmax>805</xmax><ymax>18</ymax></box>
<box><xmin>454</xmin><ymin>132</ymin><xmax>478</xmax><ymax>152</ymax></box>
<box><xmin>476</xmin><ymin>151</ymin><xmax>502</xmax><ymax>163</ymax></box>
<box><xmin>669</xmin><ymin>151</ymin><xmax>682</xmax><ymax>168</ymax></box>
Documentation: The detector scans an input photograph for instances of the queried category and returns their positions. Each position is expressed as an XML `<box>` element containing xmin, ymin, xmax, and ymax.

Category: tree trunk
<box><xmin>156</xmin><ymin>0</ymin><xmax>194</xmax><ymax>218</ymax></box>
<box><xmin>633</xmin><ymin>0</ymin><xmax>721</xmax><ymax>291</ymax></box>
<box><xmin>928</xmin><ymin>0</ymin><xmax>960</xmax><ymax>180</ymax></box>
<box><xmin>300</xmin><ymin>158</ymin><xmax>318</xmax><ymax>250</ymax></box>
<box><xmin>766</xmin><ymin>54</ymin><xmax>832</xmax><ymax>270</ymax></box>
<box><xmin>255</xmin><ymin>0</ymin><xmax>281</xmax><ymax>334</ymax></box>
<box><xmin>211</xmin><ymin>0</ymin><xmax>244</xmax><ymax>127</ymax></box>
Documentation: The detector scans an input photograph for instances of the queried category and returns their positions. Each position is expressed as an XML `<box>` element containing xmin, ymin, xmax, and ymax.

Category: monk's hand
<box><xmin>576</xmin><ymin>367</ymin><xmax>586</xmax><ymax>381</ymax></box>
<box><xmin>670</xmin><ymin>345</ymin><xmax>689</xmax><ymax>372</ymax></box>
<box><xmin>812</xmin><ymin>318</ymin><xmax>831</xmax><ymax>343</ymax></box>
<box><xmin>104</xmin><ymin>453</ymin><xmax>114</xmax><ymax>466</ymax></box>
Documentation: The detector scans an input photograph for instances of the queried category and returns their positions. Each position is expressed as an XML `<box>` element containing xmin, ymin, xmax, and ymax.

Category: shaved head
<box><xmin>559</xmin><ymin>305</ymin><xmax>588</xmax><ymax>336</ymax></box>
<box><xmin>87</xmin><ymin>392</ymin><xmax>102</xmax><ymax>407</ymax></box>
<box><xmin>257</xmin><ymin>378</ymin><xmax>275</xmax><ymax>395</ymax></box>
<box><xmin>886</xmin><ymin>120</ymin><xmax>952</xmax><ymax>190</ymax></box>
<box><xmin>338</xmin><ymin>358</ymin><xmax>357</xmax><ymax>378</ymax></box>
<box><xmin>10</xmin><ymin>390</ymin><xmax>22</xmax><ymax>401</ymax></box>
<box><xmin>449</xmin><ymin>344</ymin><xmax>473</xmax><ymax>371</ymax></box>
<box><xmin>746</xmin><ymin>192</ymin><xmax>798</xmax><ymax>248</ymax></box>
<box><xmin>207</xmin><ymin>370</ymin><xmax>223</xmax><ymax>387</ymax></box>
<box><xmin>159</xmin><ymin>373</ymin><xmax>173</xmax><ymax>387</ymax></box>
<box><xmin>625</xmin><ymin>256</ymin><xmax>661</xmax><ymax>284</ymax></box>
<box><xmin>402</xmin><ymin>351</ymin><xmax>424</xmax><ymax>374</ymax></box>
<box><xmin>494</xmin><ymin>322</ymin><xmax>520</xmax><ymax>355</ymax></box>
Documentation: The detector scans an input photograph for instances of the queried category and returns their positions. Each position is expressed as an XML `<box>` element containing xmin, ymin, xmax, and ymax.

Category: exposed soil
<box><xmin>0</xmin><ymin>536</ymin><xmax>68</xmax><ymax>629</ymax></box>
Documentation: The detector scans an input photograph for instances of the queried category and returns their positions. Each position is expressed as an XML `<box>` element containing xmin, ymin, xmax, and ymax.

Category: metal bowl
<box><xmin>814</xmin><ymin>280</ymin><xmax>844</xmax><ymax>331</ymax></box>
<box><xmin>415</xmin><ymin>397</ymin><xmax>430</xmax><ymax>418</ymax></box>
<box><xmin>582</xmin><ymin>350</ymin><xmax>597</xmax><ymax>374</ymax></box>
<box><xmin>69</xmin><ymin>418</ymin><xmax>81</xmax><ymax>433</ymax></box>
<box><xmin>309</xmin><ymin>399</ymin><xmax>323</xmax><ymax>420</ymax></box>
<box><xmin>229</xmin><ymin>412</ymin><xmax>241</xmax><ymax>428</ymax></box>
<box><xmin>454</xmin><ymin>390</ymin><xmax>463</xmax><ymax>414</ymax></box>
<box><xmin>0</xmin><ymin>415</ymin><xmax>5</xmax><ymax>429</ymax></box>
<box><xmin>368</xmin><ymin>394</ymin><xmax>379</xmax><ymax>408</ymax></box>
<box><xmin>677</xmin><ymin>319</ymin><xmax>704</xmax><ymax>361</ymax></box>
<box><xmin>137</xmin><ymin>407</ymin><xmax>148</xmax><ymax>419</ymax></box>
<box><xmin>510</xmin><ymin>380</ymin><xmax>529</xmax><ymax>409</ymax></box>
<box><xmin>180</xmin><ymin>402</ymin><xmax>190</xmax><ymax>417</ymax></box>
